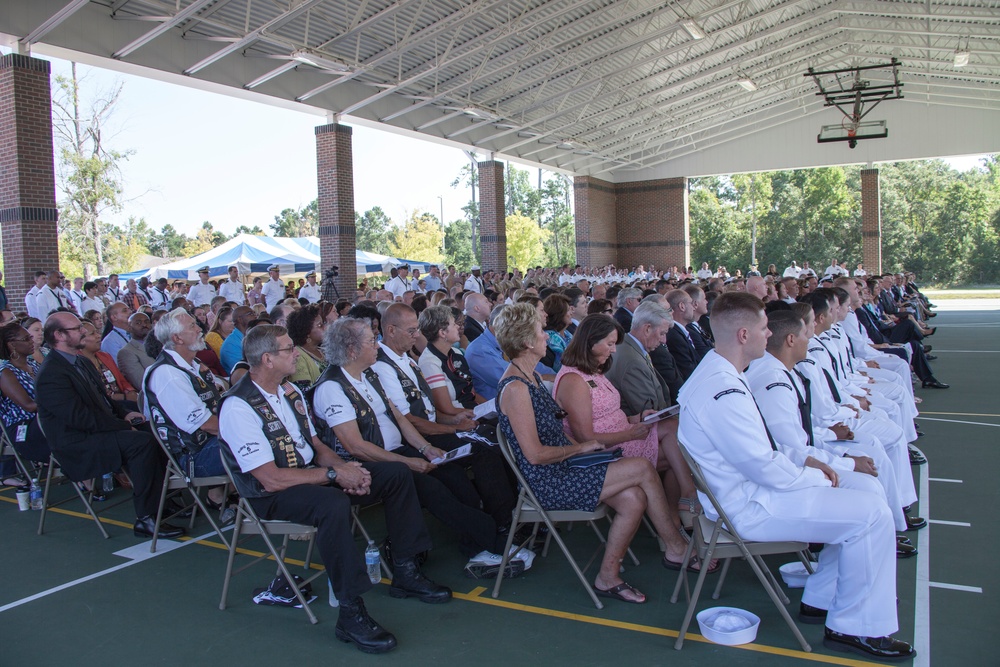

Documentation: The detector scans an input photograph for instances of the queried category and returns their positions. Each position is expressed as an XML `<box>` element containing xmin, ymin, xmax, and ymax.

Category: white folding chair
<box><xmin>218</xmin><ymin>452</ymin><xmax>323</xmax><ymax>624</ymax></box>
<box><xmin>492</xmin><ymin>430</ymin><xmax>634</xmax><ymax>610</ymax></box>
<box><xmin>149</xmin><ymin>427</ymin><xmax>231</xmax><ymax>552</ymax></box>
<box><xmin>670</xmin><ymin>443</ymin><xmax>813</xmax><ymax>652</ymax></box>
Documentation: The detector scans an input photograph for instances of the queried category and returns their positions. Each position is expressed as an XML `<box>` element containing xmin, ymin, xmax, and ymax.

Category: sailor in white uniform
<box><xmin>298</xmin><ymin>271</ymin><xmax>322</xmax><ymax>304</ymax></box>
<box><xmin>678</xmin><ymin>292</ymin><xmax>914</xmax><ymax>661</ymax></box>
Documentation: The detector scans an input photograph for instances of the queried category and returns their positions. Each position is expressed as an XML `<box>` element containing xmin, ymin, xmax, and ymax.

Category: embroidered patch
<box><xmin>294</xmin><ymin>399</ymin><xmax>306</xmax><ymax>415</ymax></box>
<box><xmin>766</xmin><ymin>382</ymin><xmax>793</xmax><ymax>391</ymax></box>
<box><xmin>798</xmin><ymin>358</ymin><xmax>816</xmax><ymax>365</ymax></box>
<box><xmin>266</xmin><ymin>421</ymin><xmax>283</xmax><ymax>432</ymax></box>
<box><xmin>713</xmin><ymin>388</ymin><xmax>746</xmax><ymax>400</ymax></box>
<box><xmin>808</xmin><ymin>347</ymin><xmax>824</xmax><ymax>352</ymax></box>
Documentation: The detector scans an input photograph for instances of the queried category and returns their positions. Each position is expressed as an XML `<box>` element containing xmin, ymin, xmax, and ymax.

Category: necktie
<box><xmin>785</xmin><ymin>370</ymin><xmax>814</xmax><ymax>447</ymax></box>
<box><xmin>738</xmin><ymin>378</ymin><xmax>778</xmax><ymax>451</ymax></box>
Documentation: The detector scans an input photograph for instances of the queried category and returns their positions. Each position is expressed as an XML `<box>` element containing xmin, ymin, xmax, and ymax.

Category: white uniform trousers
<box><xmin>734</xmin><ymin>483</ymin><xmax>898</xmax><ymax>638</ymax></box>
<box><xmin>865</xmin><ymin>377</ymin><xmax>918</xmax><ymax>441</ymax></box>
<box><xmin>853</xmin><ymin>410</ymin><xmax>918</xmax><ymax>508</ymax></box>
<box><xmin>817</xmin><ymin>435</ymin><xmax>907</xmax><ymax>531</ymax></box>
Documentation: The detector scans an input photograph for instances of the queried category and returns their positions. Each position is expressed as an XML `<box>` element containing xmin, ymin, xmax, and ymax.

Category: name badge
<box><xmin>16</xmin><ymin>424</ymin><xmax>28</xmax><ymax>442</ymax></box>
<box><xmin>103</xmin><ymin>370</ymin><xmax>116</xmax><ymax>383</ymax></box>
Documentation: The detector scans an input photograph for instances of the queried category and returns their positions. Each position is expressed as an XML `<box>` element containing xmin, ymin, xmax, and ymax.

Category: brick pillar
<box><xmin>0</xmin><ymin>54</ymin><xmax>59</xmax><ymax>302</ymax></box>
<box><xmin>615</xmin><ymin>177</ymin><xmax>689</xmax><ymax>271</ymax></box>
<box><xmin>861</xmin><ymin>168</ymin><xmax>882</xmax><ymax>274</ymax></box>
<box><xmin>315</xmin><ymin>123</ymin><xmax>356</xmax><ymax>298</ymax></box>
<box><xmin>477</xmin><ymin>160</ymin><xmax>507</xmax><ymax>274</ymax></box>
<box><xmin>573</xmin><ymin>176</ymin><xmax>618</xmax><ymax>268</ymax></box>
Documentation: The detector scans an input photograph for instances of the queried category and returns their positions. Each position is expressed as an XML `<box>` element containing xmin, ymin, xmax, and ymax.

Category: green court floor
<box><xmin>2</xmin><ymin>305</ymin><xmax>996</xmax><ymax>666</ymax></box>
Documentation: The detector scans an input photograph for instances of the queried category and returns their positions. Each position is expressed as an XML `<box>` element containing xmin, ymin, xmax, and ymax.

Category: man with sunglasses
<box><xmin>35</xmin><ymin>312</ymin><xmax>184</xmax><ymax>539</ymax></box>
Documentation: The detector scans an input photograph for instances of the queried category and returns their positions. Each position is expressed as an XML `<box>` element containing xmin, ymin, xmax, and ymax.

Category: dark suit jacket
<box><xmin>686</xmin><ymin>322</ymin><xmax>714</xmax><ymax>361</ymax></box>
<box><xmin>464</xmin><ymin>316</ymin><xmax>486</xmax><ymax>343</ymax></box>
<box><xmin>605</xmin><ymin>335</ymin><xmax>668</xmax><ymax>415</ymax></box>
<box><xmin>613</xmin><ymin>307</ymin><xmax>633</xmax><ymax>333</ymax></box>
<box><xmin>649</xmin><ymin>343</ymin><xmax>682</xmax><ymax>404</ymax></box>
<box><xmin>35</xmin><ymin>350</ymin><xmax>131</xmax><ymax>480</ymax></box>
<box><xmin>666</xmin><ymin>322</ymin><xmax>699</xmax><ymax>380</ymax></box>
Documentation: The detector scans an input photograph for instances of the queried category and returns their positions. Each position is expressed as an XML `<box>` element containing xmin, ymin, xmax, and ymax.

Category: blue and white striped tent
<box><xmin>120</xmin><ymin>234</ymin><xmax>436</xmax><ymax>281</ymax></box>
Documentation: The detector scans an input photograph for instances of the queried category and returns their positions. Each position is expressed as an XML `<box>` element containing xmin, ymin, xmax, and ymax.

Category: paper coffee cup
<box><xmin>16</xmin><ymin>488</ymin><xmax>30</xmax><ymax>511</ymax></box>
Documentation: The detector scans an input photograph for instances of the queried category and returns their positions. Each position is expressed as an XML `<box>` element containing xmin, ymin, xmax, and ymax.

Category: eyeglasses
<box><xmin>59</xmin><ymin>325</ymin><xmax>84</xmax><ymax>333</ymax></box>
<box><xmin>404</xmin><ymin>327</ymin><xmax>419</xmax><ymax>336</ymax></box>
<box><xmin>10</xmin><ymin>337</ymin><xmax>32</xmax><ymax>343</ymax></box>
<box><xmin>270</xmin><ymin>345</ymin><xmax>297</xmax><ymax>354</ymax></box>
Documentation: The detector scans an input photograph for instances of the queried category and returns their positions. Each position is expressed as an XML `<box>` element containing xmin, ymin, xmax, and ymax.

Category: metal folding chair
<box><xmin>218</xmin><ymin>451</ymin><xmax>323</xmax><ymax>624</ymax></box>
<box><xmin>36</xmin><ymin>453</ymin><xmax>134</xmax><ymax>538</ymax></box>
<box><xmin>0</xmin><ymin>421</ymin><xmax>42</xmax><ymax>483</ymax></box>
<box><xmin>492</xmin><ymin>430</ymin><xmax>634</xmax><ymax>610</ymax></box>
<box><xmin>149</xmin><ymin>427</ymin><xmax>231</xmax><ymax>552</ymax></box>
<box><xmin>670</xmin><ymin>442</ymin><xmax>813</xmax><ymax>652</ymax></box>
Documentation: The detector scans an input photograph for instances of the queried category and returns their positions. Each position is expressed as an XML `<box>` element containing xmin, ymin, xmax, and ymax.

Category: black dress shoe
<box><xmin>923</xmin><ymin>344</ymin><xmax>932</xmax><ymax>353</ymax></box>
<box><xmin>905</xmin><ymin>515</ymin><xmax>927</xmax><ymax>531</ymax></box>
<box><xmin>897</xmin><ymin>535</ymin><xmax>912</xmax><ymax>545</ymax></box>
<box><xmin>823</xmin><ymin>627</ymin><xmax>915</xmax><ymax>660</ymax></box>
<box><xmin>897</xmin><ymin>542</ymin><xmax>918</xmax><ymax>558</ymax></box>
<box><xmin>133</xmin><ymin>516</ymin><xmax>185</xmax><ymax>539</ymax></box>
<box><xmin>335</xmin><ymin>597</ymin><xmax>397</xmax><ymax>654</ymax></box>
<box><xmin>389</xmin><ymin>559</ymin><xmax>452</xmax><ymax>603</ymax></box>
<box><xmin>798</xmin><ymin>602</ymin><xmax>828</xmax><ymax>624</ymax></box>
<box><xmin>909</xmin><ymin>450</ymin><xmax>927</xmax><ymax>465</ymax></box>
<box><xmin>922</xmin><ymin>378</ymin><xmax>949</xmax><ymax>389</ymax></box>
<box><xmin>925</xmin><ymin>354</ymin><xmax>937</xmax><ymax>361</ymax></box>
<box><xmin>925</xmin><ymin>327</ymin><xmax>936</xmax><ymax>336</ymax></box>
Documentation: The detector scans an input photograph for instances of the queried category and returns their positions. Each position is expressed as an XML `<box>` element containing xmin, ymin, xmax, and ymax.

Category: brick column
<box><xmin>861</xmin><ymin>168</ymin><xmax>882</xmax><ymax>274</ymax></box>
<box><xmin>615</xmin><ymin>177</ymin><xmax>689</xmax><ymax>270</ymax></box>
<box><xmin>573</xmin><ymin>176</ymin><xmax>617</xmax><ymax>268</ymax></box>
<box><xmin>315</xmin><ymin>123</ymin><xmax>356</xmax><ymax>298</ymax></box>
<box><xmin>477</xmin><ymin>160</ymin><xmax>507</xmax><ymax>274</ymax></box>
<box><xmin>0</xmin><ymin>54</ymin><xmax>59</xmax><ymax>302</ymax></box>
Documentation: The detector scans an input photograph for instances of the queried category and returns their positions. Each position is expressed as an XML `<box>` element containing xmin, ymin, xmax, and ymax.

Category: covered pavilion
<box><xmin>1</xmin><ymin>0</ymin><xmax>999</xmax><ymax>298</ymax></box>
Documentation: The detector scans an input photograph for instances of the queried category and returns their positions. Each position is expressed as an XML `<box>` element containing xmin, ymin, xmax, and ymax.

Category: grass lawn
<box><xmin>923</xmin><ymin>288</ymin><xmax>1000</xmax><ymax>299</ymax></box>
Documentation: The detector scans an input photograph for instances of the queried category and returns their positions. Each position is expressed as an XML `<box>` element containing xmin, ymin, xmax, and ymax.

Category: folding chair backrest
<box><xmin>149</xmin><ymin>422</ymin><xmax>188</xmax><ymax>479</ymax></box>
<box><xmin>677</xmin><ymin>442</ymin><xmax>740</xmax><ymax>537</ymax></box>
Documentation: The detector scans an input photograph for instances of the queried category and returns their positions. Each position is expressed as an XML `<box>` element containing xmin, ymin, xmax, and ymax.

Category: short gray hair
<box><xmin>617</xmin><ymin>287</ymin><xmax>641</xmax><ymax>307</ymax></box>
<box><xmin>244</xmin><ymin>324</ymin><xmax>287</xmax><ymax>368</ymax></box>
<box><xmin>488</xmin><ymin>304</ymin><xmax>508</xmax><ymax>328</ymax></box>
<box><xmin>419</xmin><ymin>305</ymin><xmax>452</xmax><ymax>343</ymax></box>
<box><xmin>154</xmin><ymin>307</ymin><xmax>192</xmax><ymax>349</ymax></box>
<box><xmin>323</xmin><ymin>317</ymin><xmax>369</xmax><ymax>366</ymax></box>
<box><xmin>631</xmin><ymin>301</ymin><xmax>672</xmax><ymax>331</ymax></box>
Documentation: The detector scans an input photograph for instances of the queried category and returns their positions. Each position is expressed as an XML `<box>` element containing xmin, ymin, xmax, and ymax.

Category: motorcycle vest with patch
<box><xmin>144</xmin><ymin>351</ymin><xmax>222</xmax><ymax>456</ymax></box>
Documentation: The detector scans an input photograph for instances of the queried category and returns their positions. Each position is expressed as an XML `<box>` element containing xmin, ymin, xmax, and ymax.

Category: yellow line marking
<box><xmin>452</xmin><ymin>587</ymin><xmax>882</xmax><ymax>667</ymax></box>
<box><xmin>921</xmin><ymin>411</ymin><xmax>1000</xmax><ymax>418</ymax></box>
<box><xmin>0</xmin><ymin>492</ymin><xmax>884</xmax><ymax>666</ymax></box>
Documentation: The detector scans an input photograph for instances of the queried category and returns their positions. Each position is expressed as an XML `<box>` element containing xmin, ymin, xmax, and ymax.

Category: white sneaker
<box><xmin>464</xmin><ymin>550</ymin><xmax>525</xmax><ymax>579</ymax></box>
<box><xmin>508</xmin><ymin>545</ymin><xmax>536</xmax><ymax>570</ymax></box>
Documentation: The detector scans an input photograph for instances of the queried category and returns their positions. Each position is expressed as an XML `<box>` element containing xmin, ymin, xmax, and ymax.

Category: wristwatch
<box><xmin>326</xmin><ymin>467</ymin><xmax>338</xmax><ymax>483</ymax></box>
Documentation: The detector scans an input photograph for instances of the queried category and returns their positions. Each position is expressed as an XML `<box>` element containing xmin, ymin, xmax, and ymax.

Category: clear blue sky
<box><xmin>5</xmin><ymin>50</ymin><xmax>992</xmax><ymax>239</ymax></box>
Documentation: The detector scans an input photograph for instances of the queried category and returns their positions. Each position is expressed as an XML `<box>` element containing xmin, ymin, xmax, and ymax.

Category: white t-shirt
<box><xmin>313</xmin><ymin>368</ymin><xmax>403</xmax><ymax>451</ymax></box>
<box><xmin>143</xmin><ymin>349</ymin><xmax>214</xmax><ymax>434</ymax></box>
<box><xmin>372</xmin><ymin>343</ymin><xmax>436</xmax><ymax>422</ymax></box>
<box><xmin>219</xmin><ymin>381</ymin><xmax>317</xmax><ymax>472</ymax></box>
<box><xmin>418</xmin><ymin>347</ymin><xmax>463</xmax><ymax>409</ymax></box>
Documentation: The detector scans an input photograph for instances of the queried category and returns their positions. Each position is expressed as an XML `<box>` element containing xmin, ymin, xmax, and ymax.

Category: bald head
<box><xmin>746</xmin><ymin>276</ymin><xmax>767</xmax><ymax>299</ymax></box>
<box><xmin>465</xmin><ymin>293</ymin><xmax>490</xmax><ymax>323</ymax></box>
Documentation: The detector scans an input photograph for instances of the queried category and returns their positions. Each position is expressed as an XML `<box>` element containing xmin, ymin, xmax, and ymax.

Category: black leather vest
<box><xmin>307</xmin><ymin>365</ymin><xmax>402</xmax><ymax>461</ymax></box>
<box><xmin>376</xmin><ymin>347</ymin><xmax>433</xmax><ymax>421</ymax></box>
<box><xmin>144</xmin><ymin>351</ymin><xmax>222</xmax><ymax>456</ymax></box>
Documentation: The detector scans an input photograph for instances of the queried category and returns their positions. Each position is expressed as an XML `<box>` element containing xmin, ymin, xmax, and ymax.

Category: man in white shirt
<box><xmin>148</xmin><ymin>278</ymin><xmax>171</xmax><ymax>311</ymax></box>
<box><xmin>799</xmin><ymin>261</ymin><xmax>817</xmax><ymax>278</ymax></box>
<box><xmin>106</xmin><ymin>274</ymin><xmax>124</xmax><ymax>303</ymax></box>
<box><xmin>35</xmin><ymin>270</ymin><xmax>72</xmax><ymax>317</ymax></box>
<box><xmin>24</xmin><ymin>271</ymin><xmax>47</xmax><ymax>318</ymax></box>
<box><xmin>218</xmin><ymin>266</ymin><xmax>246</xmax><ymax>304</ymax></box>
<box><xmin>298</xmin><ymin>271</ymin><xmax>322</xmax><ymax>304</ymax></box>
<box><xmin>463</xmin><ymin>266</ymin><xmax>485</xmax><ymax>294</ymax></box>
<box><xmin>219</xmin><ymin>324</ymin><xmax>449</xmax><ymax>653</ymax></box>
<box><xmin>188</xmin><ymin>266</ymin><xmax>218</xmax><ymax>307</ymax></box>
<box><xmin>260</xmin><ymin>265</ymin><xmax>286</xmax><ymax>309</ymax></box>
<box><xmin>679</xmin><ymin>292</ymin><xmax>914</xmax><ymax>661</ymax></box>
<box><xmin>384</xmin><ymin>265</ymin><xmax>412</xmax><ymax>300</ymax></box>
<box><xmin>782</xmin><ymin>261</ymin><xmax>801</xmax><ymax>278</ymax></box>
<box><xmin>696</xmin><ymin>262</ymin><xmax>714</xmax><ymax>280</ymax></box>
<box><xmin>69</xmin><ymin>277</ymin><xmax>86</xmax><ymax>314</ymax></box>
<box><xmin>853</xmin><ymin>263</ymin><xmax>867</xmax><ymax>277</ymax></box>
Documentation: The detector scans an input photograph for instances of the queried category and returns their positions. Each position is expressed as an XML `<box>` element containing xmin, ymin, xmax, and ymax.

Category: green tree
<box><xmin>356</xmin><ymin>207</ymin><xmax>393</xmax><ymax>254</ymax></box>
<box><xmin>505</xmin><ymin>213</ymin><xmax>550</xmax><ymax>271</ymax></box>
<box><xmin>444</xmin><ymin>219</ymin><xmax>476</xmax><ymax>269</ymax></box>
<box><xmin>104</xmin><ymin>216</ymin><xmax>153</xmax><ymax>272</ymax></box>
<box><xmin>271</xmin><ymin>200</ymin><xmax>318</xmax><ymax>236</ymax></box>
<box><xmin>506</xmin><ymin>164</ymin><xmax>542</xmax><ymax>220</ymax></box>
<box><xmin>389</xmin><ymin>211</ymin><xmax>444</xmax><ymax>263</ymax></box>
<box><xmin>540</xmin><ymin>175</ymin><xmax>575</xmax><ymax>266</ymax></box>
<box><xmin>452</xmin><ymin>161</ymin><xmax>479</xmax><ymax>258</ymax></box>
<box><xmin>148</xmin><ymin>224</ymin><xmax>189</xmax><ymax>258</ymax></box>
<box><xmin>234</xmin><ymin>224</ymin><xmax>266</xmax><ymax>236</ymax></box>
<box><xmin>730</xmin><ymin>172</ymin><xmax>772</xmax><ymax>269</ymax></box>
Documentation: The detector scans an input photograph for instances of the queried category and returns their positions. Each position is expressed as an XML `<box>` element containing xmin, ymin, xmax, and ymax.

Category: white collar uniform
<box><xmin>463</xmin><ymin>274</ymin><xmax>484</xmax><ymax>294</ymax></box>
<box><xmin>188</xmin><ymin>282</ymin><xmax>217</xmax><ymax>307</ymax></box>
<box><xmin>299</xmin><ymin>283</ymin><xmax>321</xmax><ymax>303</ymax></box>
<box><xmin>260</xmin><ymin>277</ymin><xmax>286</xmax><ymax>309</ymax></box>
<box><xmin>219</xmin><ymin>278</ymin><xmax>246</xmax><ymax>304</ymax></box>
<box><xmin>384</xmin><ymin>275</ymin><xmax>410</xmax><ymax>299</ymax></box>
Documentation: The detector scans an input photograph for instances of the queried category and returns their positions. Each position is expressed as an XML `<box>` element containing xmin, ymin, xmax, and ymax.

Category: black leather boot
<box><xmin>335</xmin><ymin>597</ymin><xmax>397</xmax><ymax>654</ymax></box>
<box><xmin>389</xmin><ymin>558</ymin><xmax>452</xmax><ymax>603</ymax></box>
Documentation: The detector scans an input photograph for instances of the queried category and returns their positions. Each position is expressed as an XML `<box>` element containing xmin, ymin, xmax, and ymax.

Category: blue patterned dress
<box><xmin>497</xmin><ymin>374</ymin><xmax>605</xmax><ymax>511</ymax></box>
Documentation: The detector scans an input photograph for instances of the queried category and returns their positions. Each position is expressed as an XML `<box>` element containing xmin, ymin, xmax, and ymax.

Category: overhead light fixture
<box><xmin>681</xmin><ymin>20</ymin><xmax>706</xmax><ymax>40</ymax></box>
<box><xmin>462</xmin><ymin>105</ymin><xmax>500</xmax><ymax>121</ymax></box>
<box><xmin>953</xmin><ymin>49</ymin><xmax>970</xmax><ymax>68</ymax></box>
<box><xmin>291</xmin><ymin>50</ymin><xmax>352</xmax><ymax>73</ymax></box>
<box><xmin>737</xmin><ymin>78</ymin><xmax>758</xmax><ymax>92</ymax></box>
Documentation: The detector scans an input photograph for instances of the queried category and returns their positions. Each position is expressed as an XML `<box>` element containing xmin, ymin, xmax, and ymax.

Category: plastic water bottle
<box><xmin>29</xmin><ymin>478</ymin><xmax>43</xmax><ymax>510</ymax></box>
<box><xmin>365</xmin><ymin>540</ymin><xmax>381</xmax><ymax>584</ymax></box>
<box><xmin>102</xmin><ymin>472</ymin><xmax>114</xmax><ymax>494</ymax></box>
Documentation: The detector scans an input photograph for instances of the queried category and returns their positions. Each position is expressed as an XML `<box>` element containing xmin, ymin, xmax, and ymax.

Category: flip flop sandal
<box><xmin>678</xmin><ymin>496</ymin><xmax>702</xmax><ymax>514</ymax></box>
<box><xmin>662</xmin><ymin>553</ymin><xmax>721</xmax><ymax>574</ymax></box>
<box><xmin>593</xmin><ymin>581</ymin><xmax>646</xmax><ymax>604</ymax></box>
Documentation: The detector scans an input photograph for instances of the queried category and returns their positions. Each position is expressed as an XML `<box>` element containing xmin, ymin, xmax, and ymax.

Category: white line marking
<box><xmin>929</xmin><ymin>582</ymin><xmax>983</xmax><ymax>594</ymax></box>
<box><xmin>0</xmin><ymin>528</ymin><xmax>221</xmax><ymax>614</ymax></box>
<box><xmin>928</xmin><ymin>519</ymin><xmax>971</xmax><ymax>527</ymax></box>
<box><xmin>928</xmin><ymin>478</ymin><xmax>963</xmax><ymax>483</ymax></box>
<box><xmin>929</xmin><ymin>349</ymin><xmax>1000</xmax><ymax>353</ymax></box>
<box><xmin>918</xmin><ymin>417</ymin><xmax>1000</xmax><ymax>428</ymax></box>
<box><xmin>913</xmin><ymin>448</ymin><xmax>930</xmax><ymax>667</ymax></box>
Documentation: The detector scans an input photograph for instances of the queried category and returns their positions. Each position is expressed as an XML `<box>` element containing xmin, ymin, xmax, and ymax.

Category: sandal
<box><xmin>662</xmin><ymin>553</ymin><xmax>720</xmax><ymax>574</ymax></box>
<box><xmin>678</xmin><ymin>496</ymin><xmax>702</xmax><ymax>514</ymax></box>
<box><xmin>78</xmin><ymin>483</ymin><xmax>107</xmax><ymax>503</ymax></box>
<box><xmin>2</xmin><ymin>475</ymin><xmax>27</xmax><ymax>488</ymax></box>
<box><xmin>593</xmin><ymin>581</ymin><xmax>646</xmax><ymax>604</ymax></box>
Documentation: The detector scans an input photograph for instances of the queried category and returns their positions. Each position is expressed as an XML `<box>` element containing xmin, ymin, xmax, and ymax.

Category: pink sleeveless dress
<box><xmin>553</xmin><ymin>365</ymin><xmax>659</xmax><ymax>466</ymax></box>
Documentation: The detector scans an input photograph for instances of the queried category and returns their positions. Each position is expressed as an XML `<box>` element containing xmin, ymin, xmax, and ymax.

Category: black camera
<box><xmin>325</xmin><ymin>266</ymin><xmax>339</xmax><ymax>279</ymax></box>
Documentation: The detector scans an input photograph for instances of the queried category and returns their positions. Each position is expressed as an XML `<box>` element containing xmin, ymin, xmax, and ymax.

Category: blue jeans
<box><xmin>178</xmin><ymin>437</ymin><xmax>225</xmax><ymax>478</ymax></box>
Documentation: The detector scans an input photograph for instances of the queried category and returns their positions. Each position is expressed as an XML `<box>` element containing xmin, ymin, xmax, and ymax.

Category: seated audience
<box><xmin>204</xmin><ymin>305</ymin><xmax>234</xmax><ymax>357</ymax></box>
<box><xmin>418</xmin><ymin>306</ymin><xmax>482</xmax><ymax>419</ymax></box>
<box><xmin>79</xmin><ymin>321</ymin><xmax>139</xmax><ymax>413</ymax></box>
<box><xmin>286</xmin><ymin>303</ymin><xmax>328</xmax><ymax>388</ymax></box>
<box><xmin>0</xmin><ymin>322</ymin><xmax>49</xmax><ymax>469</ymax></box>
<box><xmin>116</xmin><ymin>312</ymin><xmax>155</xmax><ymax>391</ymax></box>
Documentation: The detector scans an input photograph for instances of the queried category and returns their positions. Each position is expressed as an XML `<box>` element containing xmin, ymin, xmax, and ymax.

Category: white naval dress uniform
<box><xmin>384</xmin><ymin>275</ymin><xmax>411</xmax><ymax>299</ymax></box>
<box><xmin>298</xmin><ymin>282</ymin><xmax>321</xmax><ymax>303</ymax></box>
<box><xmin>188</xmin><ymin>282</ymin><xmax>217</xmax><ymax>307</ymax></box>
<box><xmin>841</xmin><ymin>312</ymin><xmax>914</xmax><ymax>383</ymax></box>
<box><xmin>260</xmin><ymin>278</ymin><xmax>286</xmax><ymax>309</ymax></box>
<box><xmin>219</xmin><ymin>279</ymin><xmax>246</xmax><ymax>304</ymax></box>
<box><xmin>678</xmin><ymin>351</ymin><xmax>899</xmax><ymax>638</ymax></box>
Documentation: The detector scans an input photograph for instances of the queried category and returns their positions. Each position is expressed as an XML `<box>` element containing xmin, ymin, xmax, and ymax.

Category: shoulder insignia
<box><xmin>765</xmin><ymin>382</ymin><xmax>793</xmax><ymax>391</ymax></box>
<box><xmin>808</xmin><ymin>347</ymin><xmax>824</xmax><ymax>352</ymax></box>
<box><xmin>798</xmin><ymin>358</ymin><xmax>816</xmax><ymax>365</ymax></box>
<box><xmin>713</xmin><ymin>388</ymin><xmax>746</xmax><ymax>400</ymax></box>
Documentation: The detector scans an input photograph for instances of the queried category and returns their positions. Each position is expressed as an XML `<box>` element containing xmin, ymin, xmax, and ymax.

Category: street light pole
<box><xmin>438</xmin><ymin>195</ymin><xmax>444</xmax><ymax>226</ymax></box>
